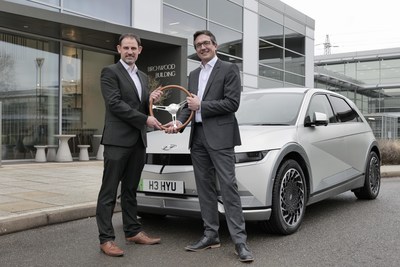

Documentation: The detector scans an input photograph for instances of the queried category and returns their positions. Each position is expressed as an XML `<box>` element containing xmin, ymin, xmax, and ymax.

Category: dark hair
<box><xmin>118</xmin><ymin>33</ymin><xmax>141</xmax><ymax>46</ymax></box>
<box><xmin>193</xmin><ymin>30</ymin><xmax>217</xmax><ymax>45</ymax></box>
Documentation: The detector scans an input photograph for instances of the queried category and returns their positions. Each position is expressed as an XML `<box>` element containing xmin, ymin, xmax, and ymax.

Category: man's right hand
<box><xmin>146</xmin><ymin>116</ymin><xmax>162</xmax><ymax>130</ymax></box>
<box><xmin>164</xmin><ymin>121</ymin><xmax>182</xmax><ymax>134</ymax></box>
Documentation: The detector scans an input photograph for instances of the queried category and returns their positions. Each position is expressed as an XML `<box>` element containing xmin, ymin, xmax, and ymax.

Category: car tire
<box><xmin>353</xmin><ymin>151</ymin><xmax>381</xmax><ymax>200</ymax></box>
<box><xmin>261</xmin><ymin>159</ymin><xmax>307</xmax><ymax>235</ymax></box>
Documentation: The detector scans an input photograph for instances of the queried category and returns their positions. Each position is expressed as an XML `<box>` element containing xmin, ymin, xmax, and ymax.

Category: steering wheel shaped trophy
<box><xmin>149</xmin><ymin>85</ymin><xmax>194</xmax><ymax>131</ymax></box>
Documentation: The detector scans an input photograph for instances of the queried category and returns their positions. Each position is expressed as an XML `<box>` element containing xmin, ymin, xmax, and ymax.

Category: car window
<box><xmin>329</xmin><ymin>95</ymin><xmax>361</xmax><ymax>123</ymax></box>
<box><xmin>236</xmin><ymin>92</ymin><xmax>304</xmax><ymax>125</ymax></box>
<box><xmin>306</xmin><ymin>94</ymin><xmax>336</xmax><ymax>123</ymax></box>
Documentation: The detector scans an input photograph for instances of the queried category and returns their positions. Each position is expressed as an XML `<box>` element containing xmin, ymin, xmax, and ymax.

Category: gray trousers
<box><xmin>190</xmin><ymin>125</ymin><xmax>247</xmax><ymax>244</ymax></box>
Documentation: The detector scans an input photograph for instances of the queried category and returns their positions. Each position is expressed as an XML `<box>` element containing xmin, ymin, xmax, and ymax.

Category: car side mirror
<box><xmin>305</xmin><ymin>112</ymin><xmax>329</xmax><ymax>127</ymax></box>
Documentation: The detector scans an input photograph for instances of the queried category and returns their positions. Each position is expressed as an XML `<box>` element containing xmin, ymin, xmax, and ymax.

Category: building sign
<box><xmin>147</xmin><ymin>63</ymin><xmax>176</xmax><ymax>79</ymax></box>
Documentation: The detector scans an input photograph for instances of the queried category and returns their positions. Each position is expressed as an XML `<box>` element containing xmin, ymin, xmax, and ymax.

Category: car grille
<box><xmin>146</xmin><ymin>153</ymin><xmax>192</xmax><ymax>165</ymax></box>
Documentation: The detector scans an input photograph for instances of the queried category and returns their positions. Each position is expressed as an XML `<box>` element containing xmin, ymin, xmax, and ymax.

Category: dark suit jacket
<box><xmin>100</xmin><ymin>61</ymin><xmax>149</xmax><ymax>148</ymax></box>
<box><xmin>179</xmin><ymin>59</ymin><xmax>242</xmax><ymax>150</ymax></box>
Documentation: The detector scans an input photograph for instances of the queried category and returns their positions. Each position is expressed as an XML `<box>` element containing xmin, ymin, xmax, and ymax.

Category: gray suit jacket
<box><xmin>100</xmin><ymin>61</ymin><xmax>149</xmax><ymax>148</ymax></box>
<box><xmin>179</xmin><ymin>59</ymin><xmax>242</xmax><ymax>150</ymax></box>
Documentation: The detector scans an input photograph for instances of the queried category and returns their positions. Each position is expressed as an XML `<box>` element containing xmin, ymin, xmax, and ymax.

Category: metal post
<box><xmin>0</xmin><ymin>101</ymin><xmax>2</xmax><ymax>167</ymax></box>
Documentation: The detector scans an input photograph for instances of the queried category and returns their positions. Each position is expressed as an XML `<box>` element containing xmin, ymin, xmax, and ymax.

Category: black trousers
<box><xmin>96</xmin><ymin>142</ymin><xmax>145</xmax><ymax>244</ymax></box>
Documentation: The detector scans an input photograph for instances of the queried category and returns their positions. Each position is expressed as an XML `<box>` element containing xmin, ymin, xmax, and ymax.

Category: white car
<box><xmin>137</xmin><ymin>88</ymin><xmax>381</xmax><ymax>234</ymax></box>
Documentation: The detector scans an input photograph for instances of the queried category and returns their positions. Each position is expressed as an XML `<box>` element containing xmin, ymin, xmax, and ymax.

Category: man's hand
<box><xmin>164</xmin><ymin>121</ymin><xmax>182</xmax><ymax>134</ymax></box>
<box><xmin>187</xmin><ymin>94</ymin><xmax>200</xmax><ymax>111</ymax></box>
<box><xmin>150</xmin><ymin>87</ymin><xmax>163</xmax><ymax>103</ymax></box>
<box><xmin>146</xmin><ymin>116</ymin><xmax>162</xmax><ymax>130</ymax></box>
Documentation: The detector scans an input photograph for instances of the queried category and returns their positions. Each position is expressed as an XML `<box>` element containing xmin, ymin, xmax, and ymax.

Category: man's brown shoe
<box><xmin>126</xmin><ymin>231</ymin><xmax>161</xmax><ymax>245</ymax></box>
<box><xmin>100</xmin><ymin>241</ymin><xmax>124</xmax><ymax>257</ymax></box>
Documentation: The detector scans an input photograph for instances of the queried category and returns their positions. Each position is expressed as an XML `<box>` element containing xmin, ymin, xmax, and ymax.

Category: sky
<box><xmin>280</xmin><ymin>0</ymin><xmax>400</xmax><ymax>55</ymax></box>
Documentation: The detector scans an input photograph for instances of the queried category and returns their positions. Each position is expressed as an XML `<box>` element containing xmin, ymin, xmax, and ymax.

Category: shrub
<box><xmin>378</xmin><ymin>139</ymin><xmax>400</xmax><ymax>165</ymax></box>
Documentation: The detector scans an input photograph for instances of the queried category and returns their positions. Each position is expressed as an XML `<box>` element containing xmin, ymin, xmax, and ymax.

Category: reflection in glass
<box><xmin>4</xmin><ymin>0</ymin><xmax>60</xmax><ymax>11</ymax></box>
<box><xmin>163</xmin><ymin>5</ymin><xmax>206</xmax><ymax>44</ymax></box>
<box><xmin>259</xmin><ymin>40</ymin><xmax>283</xmax><ymax>70</ymax></box>
<box><xmin>164</xmin><ymin>0</ymin><xmax>206</xmax><ymax>17</ymax></box>
<box><xmin>236</xmin><ymin>92</ymin><xmax>304</xmax><ymax>125</ymax></box>
<box><xmin>259</xmin><ymin>16</ymin><xmax>283</xmax><ymax>47</ymax></box>
<box><xmin>381</xmin><ymin>59</ymin><xmax>400</xmax><ymax>84</ymax></box>
<box><xmin>259</xmin><ymin>64</ymin><xmax>283</xmax><ymax>81</ymax></box>
<box><xmin>284</xmin><ymin>50</ymin><xmax>305</xmax><ymax>76</ymax></box>
<box><xmin>0</xmin><ymin>32</ymin><xmax>59</xmax><ymax>160</ymax></box>
<box><xmin>209</xmin><ymin>23</ymin><xmax>243</xmax><ymax>58</ymax></box>
<box><xmin>285</xmin><ymin>72</ymin><xmax>305</xmax><ymax>86</ymax></box>
<box><xmin>62</xmin><ymin>46</ymin><xmax>82</xmax><ymax>134</ymax></box>
<box><xmin>285</xmin><ymin>27</ymin><xmax>305</xmax><ymax>55</ymax></box>
<box><xmin>209</xmin><ymin>0</ymin><xmax>243</xmax><ymax>31</ymax></box>
<box><xmin>63</xmin><ymin>0</ymin><xmax>131</xmax><ymax>25</ymax></box>
<box><xmin>259</xmin><ymin>76</ymin><xmax>284</xmax><ymax>88</ymax></box>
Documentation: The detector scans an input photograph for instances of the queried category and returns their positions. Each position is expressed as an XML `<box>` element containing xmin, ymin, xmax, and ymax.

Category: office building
<box><xmin>0</xmin><ymin>0</ymin><xmax>314</xmax><ymax>161</ymax></box>
<box><xmin>315</xmin><ymin>48</ymin><xmax>400</xmax><ymax>139</ymax></box>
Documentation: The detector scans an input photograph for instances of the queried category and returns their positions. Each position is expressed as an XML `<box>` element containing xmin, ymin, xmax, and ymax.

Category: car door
<box><xmin>297</xmin><ymin>93</ymin><xmax>351</xmax><ymax>194</ymax></box>
<box><xmin>328</xmin><ymin>94</ymin><xmax>371</xmax><ymax>173</ymax></box>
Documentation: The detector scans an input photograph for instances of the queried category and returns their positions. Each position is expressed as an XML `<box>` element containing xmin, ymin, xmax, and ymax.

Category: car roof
<box><xmin>243</xmin><ymin>87</ymin><xmax>332</xmax><ymax>94</ymax></box>
<box><xmin>242</xmin><ymin>87</ymin><xmax>344</xmax><ymax>97</ymax></box>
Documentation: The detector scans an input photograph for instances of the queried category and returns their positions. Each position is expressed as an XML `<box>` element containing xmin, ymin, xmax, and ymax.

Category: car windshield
<box><xmin>236</xmin><ymin>92</ymin><xmax>304</xmax><ymax>125</ymax></box>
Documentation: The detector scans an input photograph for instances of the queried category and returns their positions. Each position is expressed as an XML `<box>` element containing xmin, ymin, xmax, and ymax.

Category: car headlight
<box><xmin>235</xmin><ymin>151</ymin><xmax>268</xmax><ymax>163</ymax></box>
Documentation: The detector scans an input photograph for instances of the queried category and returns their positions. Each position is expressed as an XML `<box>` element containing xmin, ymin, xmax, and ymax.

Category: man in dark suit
<box><xmin>166</xmin><ymin>30</ymin><xmax>254</xmax><ymax>262</ymax></box>
<box><xmin>96</xmin><ymin>33</ymin><xmax>163</xmax><ymax>257</ymax></box>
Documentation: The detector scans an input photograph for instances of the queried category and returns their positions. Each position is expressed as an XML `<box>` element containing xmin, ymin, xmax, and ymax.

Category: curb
<box><xmin>0</xmin><ymin>202</ymin><xmax>97</xmax><ymax>236</ymax></box>
<box><xmin>0</xmin><ymin>203</ymin><xmax>123</xmax><ymax>236</ymax></box>
<box><xmin>381</xmin><ymin>171</ymin><xmax>400</xmax><ymax>178</ymax></box>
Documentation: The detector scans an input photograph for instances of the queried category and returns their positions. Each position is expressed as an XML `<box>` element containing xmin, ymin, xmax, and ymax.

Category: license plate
<box><xmin>139</xmin><ymin>179</ymin><xmax>184</xmax><ymax>194</ymax></box>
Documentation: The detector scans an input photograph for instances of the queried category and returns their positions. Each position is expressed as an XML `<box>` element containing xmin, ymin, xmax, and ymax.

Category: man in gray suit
<box><xmin>96</xmin><ymin>33</ymin><xmax>163</xmax><ymax>257</ymax></box>
<box><xmin>166</xmin><ymin>30</ymin><xmax>254</xmax><ymax>262</ymax></box>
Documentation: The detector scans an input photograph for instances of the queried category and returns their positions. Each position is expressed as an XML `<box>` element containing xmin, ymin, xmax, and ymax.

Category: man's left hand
<box><xmin>150</xmin><ymin>87</ymin><xmax>163</xmax><ymax>103</ymax></box>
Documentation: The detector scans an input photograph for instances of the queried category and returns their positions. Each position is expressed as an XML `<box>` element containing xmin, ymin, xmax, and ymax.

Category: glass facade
<box><xmin>259</xmin><ymin>14</ymin><xmax>306</xmax><ymax>87</ymax></box>
<box><xmin>5</xmin><ymin>0</ymin><xmax>132</xmax><ymax>25</ymax></box>
<box><xmin>163</xmin><ymin>0</ymin><xmax>244</xmax><ymax>69</ymax></box>
<box><xmin>315</xmin><ymin>51</ymin><xmax>400</xmax><ymax>139</ymax></box>
<box><xmin>0</xmin><ymin>32</ymin><xmax>59</xmax><ymax>159</ymax></box>
<box><xmin>0</xmin><ymin>30</ymin><xmax>115</xmax><ymax>160</ymax></box>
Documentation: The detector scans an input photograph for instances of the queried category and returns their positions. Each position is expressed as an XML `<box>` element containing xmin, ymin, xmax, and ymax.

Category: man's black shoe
<box><xmin>185</xmin><ymin>236</ymin><xmax>221</xmax><ymax>251</ymax></box>
<box><xmin>235</xmin><ymin>243</ymin><xmax>254</xmax><ymax>262</ymax></box>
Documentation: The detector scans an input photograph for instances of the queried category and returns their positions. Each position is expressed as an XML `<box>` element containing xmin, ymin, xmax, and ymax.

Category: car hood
<box><xmin>146</xmin><ymin>125</ymin><xmax>297</xmax><ymax>154</ymax></box>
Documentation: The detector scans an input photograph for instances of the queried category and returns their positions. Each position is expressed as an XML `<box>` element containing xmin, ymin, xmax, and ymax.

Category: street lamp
<box><xmin>35</xmin><ymin>57</ymin><xmax>45</xmax><ymax>144</ymax></box>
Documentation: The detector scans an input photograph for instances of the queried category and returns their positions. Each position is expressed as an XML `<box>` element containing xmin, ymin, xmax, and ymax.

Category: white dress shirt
<box><xmin>120</xmin><ymin>59</ymin><xmax>142</xmax><ymax>101</ymax></box>
<box><xmin>195</xmin><ymin>56</ymin><xmax>217</xmax><ymax>122</ymax></box>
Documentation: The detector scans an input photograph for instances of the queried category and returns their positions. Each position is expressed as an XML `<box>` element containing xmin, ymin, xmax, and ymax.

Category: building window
<box><xmin>259</xmin><ymin>16</ymin><xmax>283</xmax><ymax>47</ymax></box>
<box><xmin>63</xmin><ymin>0</ymin><xmax>131</xmax><ymax>25</ymax></box>
<box><xmin>380</xmin><ymin>58</ymin><xmax>400</xmax><ymax>84</ymax></box>
<box><xmin>285</xmin><ymin>27</ymin><xmax>305</xmax><ymax>55</ymax></box>
<box><xmin>284</xmin><ymin>50</ymin><xmax>305</xmax><ymax>76</ymax></box>
<box><xmin>0</xmin><ymin>31</ymin><xmax>59</xmax><ymax>160</ymax></box>
<box><xmin>259</xmin><ymin>14</ymin><xmax>306</xmax><ymax>86</ymax></box>
<box><xmin>209</xmin><ymin>0</ymin><xmax>243</xmax><ymax>32</ymax></box>
<box><xmin>163</xmin><ymin>5</ymin><xmax>207</xmax><ymax>46</ymax></box>
<box><xmin>164</xmin><ymin>0</ymin><xmax>206</xmax><ymax>17</ymax></box>
<box><xmin>356</xmin><ymin>60</ymin><xmax>380</xmax><ymax>85</ymax></box>
<box><xmin>259</xmin><ymin>41</ymin><xmax>283</xmax><ymax>73</ymax></box>
<box><xmin>209</xmin><ymin>22</ymin><xmax>242</xmax><ymax>59</ymax></box>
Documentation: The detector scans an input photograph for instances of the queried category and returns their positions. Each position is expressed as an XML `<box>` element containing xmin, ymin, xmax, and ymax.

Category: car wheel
<box><xmin>261</xmin><ymin>159</ymin><xmax>307</xmax><ymax>235</ymax></box>
<box><xmin>353</xmin><ymin>151</ymin><xmax>381</xmax><ymax>200</ymax></box>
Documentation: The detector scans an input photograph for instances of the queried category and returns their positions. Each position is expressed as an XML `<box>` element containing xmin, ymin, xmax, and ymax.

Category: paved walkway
<box><xmin>0</xmin><ymin>160</ymin><xmax>398</xmax><ymax>236</ymax></box>
<box><xmin>0</xmin><ymin>161</ymin><xmax>103</xmax><ymax>235</ymax></box>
